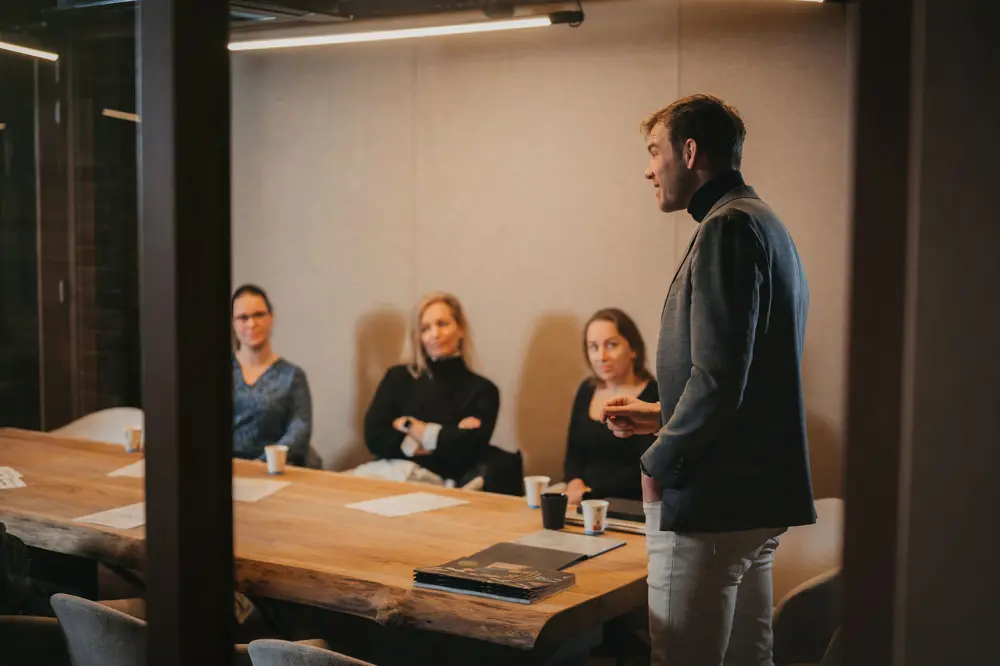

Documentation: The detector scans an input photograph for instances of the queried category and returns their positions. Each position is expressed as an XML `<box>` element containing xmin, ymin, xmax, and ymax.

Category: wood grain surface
<box><xmin>0</xmin><ymin>429</ymin><xmax>647</xmax><ymax>649</ymax></box>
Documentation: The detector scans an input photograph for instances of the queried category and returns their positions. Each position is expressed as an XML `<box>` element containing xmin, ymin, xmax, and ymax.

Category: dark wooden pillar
<box><xmin>842</xmin><ymin>0</ymin><xmax>913</xmax><ymax>663</ymax></box>
<box><xmin>139</xmin><ymin>1</ymin><xmax>233</xmax><ymax>665</ymax></box>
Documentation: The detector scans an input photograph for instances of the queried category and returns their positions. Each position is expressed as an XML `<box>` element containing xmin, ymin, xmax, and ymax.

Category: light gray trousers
<box><xmin>644</xmin><ymin>502</ymin><xmax>785</xmax><ymax>666</ymax></box>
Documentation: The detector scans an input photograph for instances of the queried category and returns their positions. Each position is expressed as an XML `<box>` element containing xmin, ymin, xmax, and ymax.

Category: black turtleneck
<box><xmin>364</xmin><ymin>356</ymin><xmax>500</xmax><ymax>482</ymax></box>
<box><xmin>687</xmin><ymin>170</ymin><xmax>745</xmax><ymax>223</ymax></box>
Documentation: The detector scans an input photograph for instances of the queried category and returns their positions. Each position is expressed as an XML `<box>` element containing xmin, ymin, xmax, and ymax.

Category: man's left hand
<box><xmin>641</xmin><ymin>471</ymin><xmax>662</xmax><ymax>503</ymax></box>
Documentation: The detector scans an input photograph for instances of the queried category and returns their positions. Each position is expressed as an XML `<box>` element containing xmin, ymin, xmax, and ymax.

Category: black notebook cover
<box><xmin>466</xmin><ymin>542</ymin><xmax>585</xmax><ymax>571</ymax></box>
<box><xmin>413</xmin><ymin>546</ymin><xmax>576</xmax><ymax>604</ymax></box>
<box><xmin>576</xmin><ymin>497</ymin><xmax>646</xmax><ymax>523</ymax></box>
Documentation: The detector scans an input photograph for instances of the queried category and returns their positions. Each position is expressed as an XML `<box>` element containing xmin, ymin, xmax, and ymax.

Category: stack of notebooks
<box><xmin>413</xmin><ymin>531</ymin><xmax>626</xmax><ymax>604</ymax></box>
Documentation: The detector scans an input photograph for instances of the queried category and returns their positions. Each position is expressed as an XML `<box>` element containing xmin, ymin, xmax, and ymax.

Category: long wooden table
<box><xmin>0</xmin><ymin>429</ymin><xmax>647</xmax><ymax>657</ymax></box>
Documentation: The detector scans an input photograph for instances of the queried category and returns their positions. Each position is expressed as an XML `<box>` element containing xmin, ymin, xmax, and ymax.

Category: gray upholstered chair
<box><xmin>0</xmin><ymin>614</ymin><xmax>71</xmax><ymax>666</ymax></box>
<box><xmin>50</xmin><ymin>593</ymin><xmax>255</xmax><ymax>666</ymax></box>
<box><xmin>248</xmin><ymin>639</ymin><xmax>375</xmax><ymax>666</ymax></box>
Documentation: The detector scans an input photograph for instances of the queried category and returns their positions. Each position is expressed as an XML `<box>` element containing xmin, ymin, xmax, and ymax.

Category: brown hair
<box><xmin>405</xmin><ymin>292</ymin><xmax>474</xmax><ymax>378</ymax></box>
<box><xmin>640</xmin><ymin>93</ymin><xmax>746</xmax><ymax>171</ymax></box>
<box><xmin>583</xmin><ymin>308</ymin><xmax>653</xmax><ymax>385</ymax></box>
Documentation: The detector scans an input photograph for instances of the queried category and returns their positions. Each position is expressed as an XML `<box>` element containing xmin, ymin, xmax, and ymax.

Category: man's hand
<box><xmin>566</xmin><ymin>478</ymin><xmax>588</xmax><ymax>506</ymax></box>
<box><xmin>458</xmin><ymin>416</ymin><xmax>481</xmax><ymax>430</ymax></box>
<box><xmin>601</xmin><ymin>396</ymin><xmax>662</xmax><ymax>437</ymax></box>
<box><xmin>641</xmin><ymin>471</ymin><xmax>662</xmax><ymax>503</ymax></box>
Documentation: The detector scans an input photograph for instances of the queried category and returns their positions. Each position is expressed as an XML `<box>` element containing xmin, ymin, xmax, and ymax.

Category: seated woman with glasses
<box><xmin>562</xmin><ymin>308</ymin><xmax>658</xmax><ymax>505</ymax></box>
<box><xmin>361</xmin><ymin>292</ymin><xmax>500</xmax><ymax>486</ymax></box>
<box><xmin>231</xmin><ymin>284</ymin><xmax>313</xmax><ymax>467</ymax></box>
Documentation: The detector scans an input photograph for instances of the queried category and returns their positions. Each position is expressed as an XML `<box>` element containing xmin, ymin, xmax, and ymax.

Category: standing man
<box><xmin>603</xmin><ymin>94</ymin><xmax>816</xmax><ymax>666</ymax></box>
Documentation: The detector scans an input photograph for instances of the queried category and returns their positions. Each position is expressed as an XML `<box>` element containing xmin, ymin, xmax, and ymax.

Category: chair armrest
<box><xmin>462</xmin><ymin>476</ymin><xmax>485</xmax><ymax>491</ymax></box>
<box><xmin>774</xmin><ymin>568</ymin><xmax>840</xmax><ymax>618</ymax></box>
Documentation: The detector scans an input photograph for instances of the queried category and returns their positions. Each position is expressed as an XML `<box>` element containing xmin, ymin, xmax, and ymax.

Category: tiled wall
<box><xmin>0</xmin><ymin>57</ymin><xmax>41</xmax><ymax>429</ymax></box>
<box><xmin>72</xmin><ymin>37</ymin><xmax>141</xmax><ymax>414</ymax></box>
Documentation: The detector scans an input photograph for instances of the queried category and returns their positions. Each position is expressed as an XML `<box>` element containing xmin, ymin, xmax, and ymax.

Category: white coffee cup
<box><xmin>265</xmin><ymin>444</ymin><xmax>288</xmax><ymax>475</ymax></box>
<box><xmin>581</xmin><ymin>499</ymin><xmax>610</xmax><ymax>535</ymax></box>
<box><xmin>124</xmin><ymin>427</ymin><xmax>143</xmax><ymax>453</ymax></box>
<box><xmin>523</xmin><ymin>475</ymin><xmax>551</xmax><ymax>508</ymax></box>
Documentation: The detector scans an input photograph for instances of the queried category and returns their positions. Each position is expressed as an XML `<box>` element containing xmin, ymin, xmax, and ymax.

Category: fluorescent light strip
<box><xmin>0</xmin><ymin>40</ymin><xmax>59</xmax><ymax>61</ymax></box>
<box><xmin>102</xmin><ymin>108</ymin><xmax>141</xmax><ymax>123</ymax></box>
<box><xmin>229</xmin><ymin>16</ymin><xmax>553</xmax><ymax>52</ymax></box>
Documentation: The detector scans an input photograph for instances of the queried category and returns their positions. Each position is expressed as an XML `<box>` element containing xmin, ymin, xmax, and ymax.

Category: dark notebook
<box><xmin>576</xmin><ymin>497</ymin><xmax>645</xmax><ymax>523</ymax></box>
<box><xmin>465</xmin><ymin>542</ymin><xmax>585</xmax><ymax>571</ymax></box>
<box><xmin>413</xmin><ymin>544</ymin><xmax>577</xmax><ymax>604</ymax></box>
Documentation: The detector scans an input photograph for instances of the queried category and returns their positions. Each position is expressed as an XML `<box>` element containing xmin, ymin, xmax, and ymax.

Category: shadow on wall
<box><xmin>807</xmin><ymin>411</ymin><xmax>843</xmax><ymax>499</ymax></box>
<box><xmin>335</xmin><ymin>308</ymin><xmax>407</xmax><ymax>471</ymax></box>
<box><xmin>515</xmin><ymin>313</ymin><xmax>585</xmax><ymax>479</ymax></box>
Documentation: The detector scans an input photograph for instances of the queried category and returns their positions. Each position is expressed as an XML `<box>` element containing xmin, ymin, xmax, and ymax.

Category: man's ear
<box><xmin>683</xmin><ymin>138</ymin><xmax>699</xmax><ymax>169</ymax></box>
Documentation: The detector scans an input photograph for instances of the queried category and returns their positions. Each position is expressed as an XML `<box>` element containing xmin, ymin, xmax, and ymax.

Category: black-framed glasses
<box><xmin>233</xmin><ymin>311</ymin><xmax>270</xmax><ymax>324</ymax></box>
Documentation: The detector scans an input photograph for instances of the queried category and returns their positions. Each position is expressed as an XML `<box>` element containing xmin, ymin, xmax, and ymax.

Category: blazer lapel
<box><xmin>666</xmin><ymin>186</ymin><xmax>757</xmax><ymax>290</ymax></box>
<box><xmin>669</xmin><ymin>225</ymin><xmax>701</xmax><ymax>289</ymax></box>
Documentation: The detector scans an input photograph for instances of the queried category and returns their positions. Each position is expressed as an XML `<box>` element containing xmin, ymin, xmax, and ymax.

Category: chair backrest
<box><xmin>821</xmin><ymin>628</ymin><xmax>842</xmax><ymax>666</ymax></box>
<box><xmin>772</xmin><ymin>568</ymin><xmax>841</xmax><ymax>666</ymax></box>
<box><xmin>772</xmin><ymin>497</ymin><xmax>843</xmax><ymax>604</ymax></box>
<box><xmin>1</xmin><ymin>615</ymin><xmax>71</xmax><ymax>666</ymax></box>
<box><xmin>480</xmin><ymin>447</ymin><xmax>524</xmax><ymax>496</ymax></box>
<box><xmin>51</xmin><ymin>593</ymin><xmax>146</xmax><ymax>666</ymax></box>
<box><xmin>51</xmin><ymin>408</ymin><xmax>144</xmax><ymax>446</ymax></box>
<box><xmin>248</xmin><ymin>639</ymin><xmax>374</xmax><ymax>666</ymax></box>
<box><xmin>0</xmin><ymin>522</ymin><xmax>30</xmax><ymax>614</ymax></box>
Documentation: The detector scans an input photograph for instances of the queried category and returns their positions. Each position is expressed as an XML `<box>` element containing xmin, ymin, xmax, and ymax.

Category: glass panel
<box><xmin>0</xmin><ymin>0</ymin><xmax>142</xmax><ymax>606</ymax></box>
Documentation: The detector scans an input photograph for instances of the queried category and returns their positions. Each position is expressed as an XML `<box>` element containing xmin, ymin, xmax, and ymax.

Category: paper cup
<box><xmin>265</xmin><ymin>444</ymin><xmax>288</xmax><ymax>475</ymax></box>
<box><xmin>523</xmin><ymin>475</ymin><xmax>551</xmax><ymax>508</ymax></box>
<box><xmin>581</xmin><ymin>499</ymin><xmax>610</xmax><ymax>535</ymax></box>
<box><xmin>124</xmin><ymin>427</ymin><xmax>143</xmax><ymax>453</ymax></box>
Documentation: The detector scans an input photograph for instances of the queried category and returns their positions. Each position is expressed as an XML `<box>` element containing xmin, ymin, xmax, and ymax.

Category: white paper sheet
<box><xmin>232</xmin><ymin>477</ymin><xmax>290</xmax><ymax>503</ymax></box>
<box><xmin>107</xmin><ymin>460</ymin><xmax>145</xmax><ymax>478</ymax></box>
<box><xmin>345</xmin><ymin>492</ymin><xmax>468</xmax><ymax>517</ymax></box>
<box><xmin>74</xmin><ymin>502</ymin><xmax>146</xmax><ymax>530</ymax></box>
<box><xmin>0</xmin><ymin>467</ymin><xmax>26</xmax><ymax>490</ymax></box>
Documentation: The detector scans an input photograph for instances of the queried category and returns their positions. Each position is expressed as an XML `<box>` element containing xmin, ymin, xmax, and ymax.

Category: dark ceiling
<box><xmin>0</xmin><ymin>0</ymin><xmax>563</xmax><ymax>32</ymax></box>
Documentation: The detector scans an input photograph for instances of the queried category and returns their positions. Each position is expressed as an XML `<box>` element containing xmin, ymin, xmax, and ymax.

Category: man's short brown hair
<box><xmin>641</xmin><ymin>94</ymin><xmax>746</xmax><ymax>170</ymax></box>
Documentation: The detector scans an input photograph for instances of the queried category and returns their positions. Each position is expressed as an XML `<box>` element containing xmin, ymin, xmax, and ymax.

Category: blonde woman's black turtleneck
<box><xmin>363</xmin><ymin>356</ymin><xmax>500</xmax><ymax>482</ymax></box>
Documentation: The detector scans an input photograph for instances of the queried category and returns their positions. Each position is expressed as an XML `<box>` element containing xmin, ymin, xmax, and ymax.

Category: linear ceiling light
<box><xmin>229</xmin><ymin>11</ymin><xmax>584</xmax><ymax>52</ymax></box>
<box><xmin>0</xmin><ymin>40</ymin><xmax>59</xmax><ymax>61</ymax></box>
<box><xmin>102</xmin><ymin>108</ymin><xmax>141</xmax><ymax>123</ymax></box>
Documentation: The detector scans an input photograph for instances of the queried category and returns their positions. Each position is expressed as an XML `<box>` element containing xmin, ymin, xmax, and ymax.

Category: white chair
<box><xmin>51</xmin><ymin>408</ymin><xmax>144</xmax><ymax>446</ymax></box>
<box><xmin>772</xmin><ymin>498</ymin><xmax>844</xmax><ymax>605</ymax></box>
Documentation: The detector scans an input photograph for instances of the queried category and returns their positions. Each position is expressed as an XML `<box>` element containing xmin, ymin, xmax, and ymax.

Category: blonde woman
<box><xmin>363</xmin><ymin>293</ymin><xmax>500</xmax><ymax>484</ymax></box>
